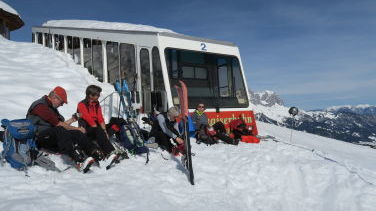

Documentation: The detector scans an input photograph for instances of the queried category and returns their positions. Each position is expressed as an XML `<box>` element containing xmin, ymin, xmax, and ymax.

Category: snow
<box><xmin>326</xmin><ymin>104</ymin><xmax>374</xmax><ymax>112</ymax></box>
<box><xmin>1</xmin><ymin>36</ymin><xmax>376</xmax><ymax>210</ymax></box>
<box><xmin>0</xmin><ymin>36</ymin><xmax>114</xmax><ymax>121</ymax></box>
<box><xmin>252</xmin><ymin>103</ymin><xmax>290</xmax><ymax>123</ymax></box>
<box><xmin>43</xmin><ymin>20</ymin><xmax>176</xmax><ymax>33</ymax></box>
<box><xmin>352</xmin><ymin>132</ymin><xmax>361</xmax><ymax>137</ymax></box>
<box><xmin>0</xmin><ymin>1</ymin><xmax>19</xmax><ymax>16</ymax></box>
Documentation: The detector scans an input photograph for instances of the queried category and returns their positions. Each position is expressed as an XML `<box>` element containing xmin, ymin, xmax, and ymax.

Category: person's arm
<box><xmin>99</xmin><ymin>121</ymin><xmax>109</xmax><ymax>138</ymax></box>
<box><xmin>97</xmin><ymin>106</ymin><xmax>109</xmax><ymax>137</ymax></box>
<box><xmin>57</xmin><ymin>121</ymin><xmax>86</xmax><ymax>133</ymax></box>
<box><xmin>65</xmin><ymin>116</ymin><xmax>77</xmax><ymax>126</ymax></box>
<box><xmin>157</xmin><ymin>115</ymin><xmax>177</xmax><ymax>139</ymax></box>
<box><xmin>173</xmin><ymin>122</ymin><xmax>184</xmax><ymax>144</ymax></box>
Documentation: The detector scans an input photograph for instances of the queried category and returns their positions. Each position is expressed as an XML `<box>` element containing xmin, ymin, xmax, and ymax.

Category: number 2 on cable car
<box><xmin>201</xmin><ymin>43</ymin><xmax>207</xmax><ymax>51</ymax></box>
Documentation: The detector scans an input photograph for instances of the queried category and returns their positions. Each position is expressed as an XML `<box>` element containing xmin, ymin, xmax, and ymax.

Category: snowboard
<box><xmin>175</xmin><ymin>80</ymin><xmax>195</xmax><ymax>185</ymax></box>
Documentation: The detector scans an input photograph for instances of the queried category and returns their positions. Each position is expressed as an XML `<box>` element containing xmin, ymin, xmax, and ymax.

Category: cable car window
<box><xmin>92</xmin><ymin>39</ymin><xmax>103</xmax><ymax>82</ymax></box>
<box><xmin>152</xmin><ymin>47</ymin><xmax>165</xmax><ymax>92</ymax></box>
<box><xmin>119</xmin><ymin>43</ymin><xmax>136</xmax><ymax>91</ymax></box>
<box><xmin>165</xmin><ymin>48</ymin><xmax>249</xmax><ymax>108</ymax></box>
<box><xmin>232</xmin><ymin>59</ymin><xmax>247</xmax><ymax>104</ymax></box>
<box><xmin>217</xmin><ymin>58</ymin><xmax>231</xmax><ymax>97</ymax></box>
<box><xmin>140</xmin><ymin>48</ymin><xmax>151</xmax><ymax>107</ymax></box>
<box><xmin>182</xmin><ymin>66</ymin><xmax>194</xmax><ymax>78</ymax></box>
<box><xmin>73</xmin><ymin>37</ymin><xmax>81</xmax><ymax>64</ymax></box>
<box><xmin>54</xmin><ymin>35</ymin><xmax>64</xmax><ymax>52</ymax></box>
<box><xmin>196</xmin><ymin>67</ymin><xmax>207</xmax><ymax>79</ymax></box>
<box><xmin>83</xmin><ymin>38</ymin><xmax>92</xmax><ymax>74</ymax></box>
<box><xmin>106</xmin><ymin>42</ymin><xmax>120</xmax><ymax>84</ymax></box>
<box><xmin>45</xmin><ymin>33</ymin><xmax>52</xmax><ymax>48</ymax></box>
<box><xmin>67</xmin><ymin>36</ymin><xmax>73</xmax><ymax>56</ymax></box>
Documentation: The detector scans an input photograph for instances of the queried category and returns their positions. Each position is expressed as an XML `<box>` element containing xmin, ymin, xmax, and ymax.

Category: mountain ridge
<box><xmin>249</xmin><ymin>90</ymin><xmax>376</xmax><ymax>147</ymax></box>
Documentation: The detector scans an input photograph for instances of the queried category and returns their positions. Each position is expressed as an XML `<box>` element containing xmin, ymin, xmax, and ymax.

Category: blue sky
<box><xmin>6</xmin><ymin>0</ymin><xmax>376</xmax><ymax>110</ymax></box>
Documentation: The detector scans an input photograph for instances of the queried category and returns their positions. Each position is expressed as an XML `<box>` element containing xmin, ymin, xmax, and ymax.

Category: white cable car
<box><xmin>32</xmin><ymin>20</ymin><xmax>257</xmax><ymax>129</ymax></box>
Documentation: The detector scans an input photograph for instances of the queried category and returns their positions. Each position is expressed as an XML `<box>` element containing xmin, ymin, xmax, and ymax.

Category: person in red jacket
<box><xmin>77</xmin><ymin>85</ymin><xmax>120</xmax><ymax>167</ymax></box>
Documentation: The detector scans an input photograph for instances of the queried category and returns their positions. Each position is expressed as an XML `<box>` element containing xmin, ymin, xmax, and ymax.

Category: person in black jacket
<box><xmin>150</xmin><ymin>106</ymin><xmax>185</xmax><ymax>155</ymax></box>
<box><xmin>191</xmin><ymin>103</ymin><xmax>238</xmax><ymax>145</ymax></box>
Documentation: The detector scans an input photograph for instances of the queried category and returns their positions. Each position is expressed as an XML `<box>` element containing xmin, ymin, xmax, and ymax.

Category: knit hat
<box><xmin>53</xmin><ymin>86</ymin><xmax>68</xmax><ymax>104</ymax></box>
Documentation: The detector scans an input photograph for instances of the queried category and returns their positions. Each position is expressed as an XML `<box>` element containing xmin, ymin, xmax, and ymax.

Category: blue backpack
<box><xmin>1</xmin><ymin>119</ymin><xmax>37</xmax><ymax>170</ymax></box>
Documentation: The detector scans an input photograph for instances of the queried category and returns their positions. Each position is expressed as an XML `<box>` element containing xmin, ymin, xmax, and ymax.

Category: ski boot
<box><xmin>104</xmin><ymin>151</ymin><xmax>121</xmax><ymax>170</ymax></box>
<box><xmin>77</xmin><ymin>157</ymin><xmax>95</xmax><ymax>173</ymax></box>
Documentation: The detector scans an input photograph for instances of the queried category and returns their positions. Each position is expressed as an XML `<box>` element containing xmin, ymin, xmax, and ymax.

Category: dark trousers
<box><xmin>86</xmin><ymin>127</ymin><xmax>115</xmax><ymax>156</ymax></box>
<box><xmin>36</xmin><ymin>126</ymin><xmax>97</xmax><ymax>162</ymax></box>
<box><xmin>153</xmin><ymin>131</ymin><xmax>174</xmax><ymax>153</ymax></box>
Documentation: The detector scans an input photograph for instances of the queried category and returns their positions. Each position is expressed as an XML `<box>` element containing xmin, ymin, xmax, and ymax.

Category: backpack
<box><xmin>0</xmin><ymin>119</ymin><xmax>38</xmax><ymax>170</ymax></box>
<box><xmin>229</xmin><ymin>119</ymin><xmax>253</xmax><ymax>139</ymax></box>
<box><xmin>228</xmin><ymin>119</ymin><xmax>260</xmax><ymax>144</ymax></box>
<box><xmin>119</xmin><ymin>120</ymin><xmax>149</xmax><ymax>162</ymax></box>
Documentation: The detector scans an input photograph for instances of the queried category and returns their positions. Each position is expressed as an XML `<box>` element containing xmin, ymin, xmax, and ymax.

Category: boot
<box><xmin>77</xmin><ymin>156</ymin><xmax>95</xmax><ymax>173</ymax></box>
<box><xmin>104</xmin><ymin>151</ymin><xmax>121</xmax><ymax>170</ymax></box>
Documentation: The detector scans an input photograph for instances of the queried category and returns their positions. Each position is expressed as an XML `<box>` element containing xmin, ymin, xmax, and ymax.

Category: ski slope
<box><xmin>1</xmin><ymin>36</ymin><xmax>376</xmax><ymax>211</ymax></box>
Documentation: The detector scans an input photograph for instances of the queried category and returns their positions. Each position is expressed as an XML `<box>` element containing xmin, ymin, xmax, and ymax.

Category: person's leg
<box><xmin>154</xmin><ymin>131</ymin><xmax>174</xmax><ymax>152</ymax></box>
<box><xmin>68</xmin><ymin>130</ymin><xmax>98</xmax><ymax>157</ymax></box>
<box><xmin>38</xmin><ymin>127</ymin><xmax>87</xmax><ymax>162</ymax></box>
<box><xmin>36</xmin><ymin>127</ymin><xmax>60</xmax><ymax>152</ymax></box>
<box><xmin>94</xmin><ymin>127</ymin><xmax>115</xmax><ymax>156</ymax></box>
<box><xmin>213</xmin><ymin>121</ymin><xmax>226</xmax><ymax>134</ymax></box>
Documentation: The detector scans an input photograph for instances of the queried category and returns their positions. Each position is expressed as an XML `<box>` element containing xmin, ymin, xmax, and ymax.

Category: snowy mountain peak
<box><xmin>325</xmin><ymin>104</ymin><xmax>376</xmax><ymax>115</ymax></box>
<box><xmin>250</xmin><ymin>90</ymin><xmax>284</xmax><ymax>107</ymax></box>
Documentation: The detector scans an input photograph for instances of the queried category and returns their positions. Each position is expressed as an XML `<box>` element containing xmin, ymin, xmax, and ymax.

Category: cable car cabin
<box><xmin>32</xmin><ymin>21</ymin><xmax>256</xmax><ymax>131</ymax></box>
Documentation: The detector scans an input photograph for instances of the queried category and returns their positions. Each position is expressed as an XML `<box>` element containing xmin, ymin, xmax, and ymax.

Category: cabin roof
<box><xmin>0</xmin><ymin>1</ymin><xmax>24</xmax><ymax>31</ymax></box>
<box><xmin>38</xmin><ymin>20</ymin><xmax>236</xmax><ymax>47</ymax></box>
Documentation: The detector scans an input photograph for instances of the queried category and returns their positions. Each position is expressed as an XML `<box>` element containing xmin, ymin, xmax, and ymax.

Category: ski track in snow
<box><xmin>1</xmin><ymin>36</ymin><xmax>376</xmax><ymax>211</ymax></box>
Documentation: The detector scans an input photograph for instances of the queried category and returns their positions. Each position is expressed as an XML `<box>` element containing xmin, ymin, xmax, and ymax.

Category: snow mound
<box><xmin>43</xmin><ymin>20</ymin><xmax>176</xmax><ymax>34</ymax></box>
<box><xmin>0</xmin><ymin>36</ymin><xmax>114</xmax><ymax>120</ymax></box>
<box><xmin>0</xmin><ymin>0</ymin><xmax>19</xmax><ymax>16</ymax></box>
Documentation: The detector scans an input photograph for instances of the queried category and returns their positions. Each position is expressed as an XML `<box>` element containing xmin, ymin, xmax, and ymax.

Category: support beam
<box><xmin>102</xmin><ymin>41</ymin><xmax>108</xmax><ymax>83</ymax></box>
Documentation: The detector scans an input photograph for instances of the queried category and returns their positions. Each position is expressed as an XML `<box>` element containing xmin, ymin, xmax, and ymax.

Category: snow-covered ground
<box><xmin>1</xmin><ymin>35</ymin><xmax>376</xmax><ymax>211</ymax></box>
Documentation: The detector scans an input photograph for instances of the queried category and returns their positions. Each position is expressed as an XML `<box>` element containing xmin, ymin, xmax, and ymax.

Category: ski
<box><xmin>175</xmin><ymin>80</ymin><xmax>195</xmax><ymax>185</ymax></box>
<box><xmin>114</xmin><ymin>80</ymin><xmax>150</xmax><ymax>164</ymax></box>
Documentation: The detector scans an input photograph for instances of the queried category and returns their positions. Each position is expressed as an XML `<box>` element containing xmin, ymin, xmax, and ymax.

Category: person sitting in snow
<box><xmin>76</xmin><ymin>85</ymin><xmax>122</xmax><ymax>166</ymax></box>
<box><xmin>191</xmin><ymin>103</ymin><xmax>238</xmax><ymax>145</ymax></box>
<box><xmin>149</xmin><ymin>106</ymin><xmax>185</xmax><ymax>155</ymax></box>
<box><xmin>26</xmin><ymin>86</ymin><xmax>102</xmax><ymax>173</ymax></box>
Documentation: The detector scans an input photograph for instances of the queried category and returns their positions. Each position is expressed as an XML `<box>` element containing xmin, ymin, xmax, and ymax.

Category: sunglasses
<box><xmin>198</xmin><ymin>105</ymin><xmax>205</xmax><ymax>108</ymax></box>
